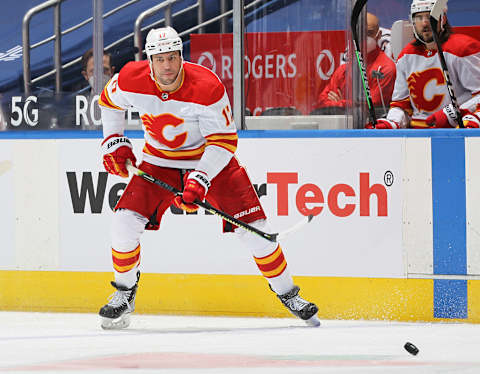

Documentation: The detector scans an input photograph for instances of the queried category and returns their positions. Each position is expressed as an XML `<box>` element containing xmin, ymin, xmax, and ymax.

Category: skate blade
<box><xmin>305</xmin><ymin>314</ymin><xmax>321</xmax><ymax>327</ymax></box>
<box><xmin>100</xmin><ymin>314</ymin><xmax>131</xmax><ymax>330</ymax></box>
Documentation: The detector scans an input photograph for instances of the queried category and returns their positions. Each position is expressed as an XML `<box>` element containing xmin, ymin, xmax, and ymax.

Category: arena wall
<box><xmin>0</xmin><ymin>129</ymin><xmax>479</xmax><ymax>323</ymax></box>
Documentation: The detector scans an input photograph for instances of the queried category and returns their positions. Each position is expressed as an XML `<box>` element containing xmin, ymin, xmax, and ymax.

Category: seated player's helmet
<box><xmin>410</xmin><ymin>0</ymin><xmax>436</xmax><ymax>19</ymax></box>
<box><xmin>145</xmin><ymin>26</ymin><xmax>183</xmax><ymax>81</ymax></box>
<box><xmin>410</xmin><ymin>0</ymin><xmax>446</xmax><ymax>43</ymax></box>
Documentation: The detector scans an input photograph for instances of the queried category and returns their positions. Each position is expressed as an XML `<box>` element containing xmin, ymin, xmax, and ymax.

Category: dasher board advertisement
<box><xmin>58</xmin><ymin>137</ymin><xmax>404</xmax><ymax>278</ymax></box>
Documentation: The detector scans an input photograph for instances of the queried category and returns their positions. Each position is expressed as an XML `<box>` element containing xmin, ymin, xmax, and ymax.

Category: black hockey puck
<box><xmin>404</xmin><ymin>342</ymin><xmax>419</xmax><ymax>356</ymax></box>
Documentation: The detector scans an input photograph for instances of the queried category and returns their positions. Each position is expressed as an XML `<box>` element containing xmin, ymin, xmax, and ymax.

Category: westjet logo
<box><xmin>0</xmin><ymin>45</ymin><xmax>22</xmax><ymax>62</ymax></box>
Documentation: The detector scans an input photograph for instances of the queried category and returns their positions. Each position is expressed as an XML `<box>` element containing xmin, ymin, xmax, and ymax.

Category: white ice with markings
<box><xmin>1</xmin><ymin>311</ymin><xmax>480</xmax><ymax>373</ymax></box>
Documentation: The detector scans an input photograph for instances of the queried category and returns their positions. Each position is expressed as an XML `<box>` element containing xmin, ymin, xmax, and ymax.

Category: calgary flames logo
<box><xmin>407</xmin><ymin>68</ymin><xmax>445</xmax><ymax>112</ymax></box>
<box><xmin>141</xmin><ymin>113</ymin><xmax>187</xmax><ymax>149</ymax></box>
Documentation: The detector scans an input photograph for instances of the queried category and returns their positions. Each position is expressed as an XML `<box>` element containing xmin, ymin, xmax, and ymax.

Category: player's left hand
<box><xmin>173</xmin><ymin>171</ymin><xmax>210</xmax><ymax>213</ymax></box>
<box><xmin>425</xmin><ymin>104</ymin><xmax>465</xmax><ymax>128</ymax></box>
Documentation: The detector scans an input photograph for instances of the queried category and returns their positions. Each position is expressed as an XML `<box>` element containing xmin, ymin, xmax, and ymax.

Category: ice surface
<box><xmin>1</xmin><ymin>312</ymin><xmax>479</xmax><ymax>373</ymax></box>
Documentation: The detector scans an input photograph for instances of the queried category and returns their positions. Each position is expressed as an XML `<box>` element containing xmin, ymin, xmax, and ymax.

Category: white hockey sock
<box><xmin>111</xmin><ymin>209</ymin><xmax>148</xmax><ymax>288</ymax></box>
<box><xmin>237</xmin><ymin>219</ymin><xmax>294</xmax><ymax>295</ymax></box>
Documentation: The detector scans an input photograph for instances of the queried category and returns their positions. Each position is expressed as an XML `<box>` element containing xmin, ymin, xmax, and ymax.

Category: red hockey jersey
<box><xmin>388</xmin><ymin>33</ymin><xmax>480</xmax><ymax>128</ymax></box>
<box><xmin>99</xmin><ymin>60</ymin><xmax>237</xmax><ymax>175</ymax></box>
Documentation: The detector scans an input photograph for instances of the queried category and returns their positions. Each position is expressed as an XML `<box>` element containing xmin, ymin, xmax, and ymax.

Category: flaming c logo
<box><xmin>407</xmin><ymin>68</ymin><xmax>445</xmax><ymax>112</ymax></box>
<box><xmin>141</xmin><ymin>113</ymin><xmax>187</xmax><ymax>149</ymax></box>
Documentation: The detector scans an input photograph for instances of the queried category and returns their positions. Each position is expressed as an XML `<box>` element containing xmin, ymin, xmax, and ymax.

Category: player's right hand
<box><xmin>365</xmin><ymin>119</ymin><xmax>400</xmax><ymax>129</ymax></box>
<box><xmin>173</xmin><ymin>171</ymin><xmax>210</xmax><ymax>213</ymax></box>
<box><xmin>101</xmin><ymin>134</ymin><xmax>137</xmax><ymax>178</ymax></box>
<box><xmin>327</xmin><ymin>89</ymin><xmax>343</xmax><ymax>102</ymax></box>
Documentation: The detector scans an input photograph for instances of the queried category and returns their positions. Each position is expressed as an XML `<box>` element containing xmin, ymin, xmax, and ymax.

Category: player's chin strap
<box><xmin>125</xmin><ymin>160</ymin><xmax>314</xmax><ymax>243</ymax></box>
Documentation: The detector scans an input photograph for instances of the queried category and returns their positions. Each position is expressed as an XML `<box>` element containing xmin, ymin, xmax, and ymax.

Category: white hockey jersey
<box><xmin>99</xmin><ymin>60</ymin><xmax>237</xmax><ymax>178</ymax></box>
<box><xmin>387</xmin><ymin>33</ymin><xmax>480</xmax><ymax>128</ymax></box>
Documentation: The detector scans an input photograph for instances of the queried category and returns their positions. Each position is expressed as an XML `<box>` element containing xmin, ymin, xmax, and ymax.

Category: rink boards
<box><xmin>0</xmin><ymin>129</ymin><xmax>480</xmax><ymax>323</ymax></box>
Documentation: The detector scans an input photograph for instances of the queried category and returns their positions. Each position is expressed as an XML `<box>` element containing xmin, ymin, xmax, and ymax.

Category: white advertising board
<box><xmin>0</xmin><ymin>141</ymin><xmax>15</xmax><ymax>269</ymax></box>
<box><xmin>58</xmin><ymin>137</ymin><xmax>405</xmax><ymax>277</ymax></box>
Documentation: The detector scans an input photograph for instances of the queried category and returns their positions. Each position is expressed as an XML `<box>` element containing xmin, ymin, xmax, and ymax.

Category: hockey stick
<box><xmin>430</xmin><ymin>0</ymin><xmax>464</xmax><ymax>128</ymax></box>
<box><xmin>351</xmin><ymin>0</ymin><xmax>377</xmax><ymax>126</ymax></box>
<box><xmin>125</xmin><ymin>160</ymin><xmax>314</xmax><ymax>242</ymax></box>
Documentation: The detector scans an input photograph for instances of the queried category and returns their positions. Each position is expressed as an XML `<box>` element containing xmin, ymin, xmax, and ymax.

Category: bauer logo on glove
<box><xmin>104</xmin><ymin>137</ymin><xmax>131</xmax><ymax>150</ymax></box>
<box><xmin>173</xmin><ymin>170</ymin><xmax>210</xmax><ymax>213</ymax></box>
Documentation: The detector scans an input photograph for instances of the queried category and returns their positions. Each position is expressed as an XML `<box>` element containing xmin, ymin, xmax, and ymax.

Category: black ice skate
<box><xmin>276</xmin><ymin>285</ymin><xmax>320</xmax><ymax>327</ymax></box>
<box><xmin>99</xmin><ymin>272</ymin><xmax>140</xmax><ymax>330</ymax></box>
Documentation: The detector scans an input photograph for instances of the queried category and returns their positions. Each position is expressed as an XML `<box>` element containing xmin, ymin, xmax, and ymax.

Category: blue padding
<box><xmin>434</xmin><ymin>280</ymin><xmax>468</xmax><ymax>319</ymax></box>
<box><xmin>431</xmin><ymin>137</ymin><xmax>466</xmax><ymax>275</ymax></box>
<box><xmin>0</xmin><ymin>130</ymin><xmax>103</xmax><ymax>139</ymax></box>
<box><xmin>1</xmin><ymin>128</ymin><xmax>480</xmax><ymax>140</ymax></box>
<box><xmin>432</xmin><ymin>138</ymin><xmax>467</xmax><ymax>320</ymax></box>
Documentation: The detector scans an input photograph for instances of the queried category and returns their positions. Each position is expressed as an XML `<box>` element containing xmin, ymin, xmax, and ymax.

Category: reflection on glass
<box><xmin>1</xmin><ymin>0</ymin><xmax>479</xmax><ymax>131</ymax></box>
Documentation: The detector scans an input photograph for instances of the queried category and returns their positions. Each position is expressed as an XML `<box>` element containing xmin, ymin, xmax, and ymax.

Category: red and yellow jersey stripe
<box><xmin>390</xmin><ymin>97</ymin><xmax>413</xmax><ymax>117</ymax></box>
<box><xmin>143</xmin><ymin>142</ymin><xmax>206</xmax><ymax>160</ymax></box>
<box><xmin>205</xmin><ymin>132</ymin><xmax>238</xmax><ymax>154</ymax></box>
<box><xmin>410</xmin><ymin>119</ymin><xmax>431</xmax><ymax>129</ymax></box>
<box><xmin>143</xmin><ymin>132</ymin><xmax>237</xmax><ymax>161</ymax></box>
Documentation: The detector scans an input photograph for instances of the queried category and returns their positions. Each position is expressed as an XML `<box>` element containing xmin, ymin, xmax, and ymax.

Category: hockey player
<box><xmin>367</xmin><ymin>0</ymin><xmax>480</xmax><ymax>129</ymax></box>
<box><xmin>98</xmin><ymin>26</ymin><xmax>320</xmax><ymax>329</ymax></box>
